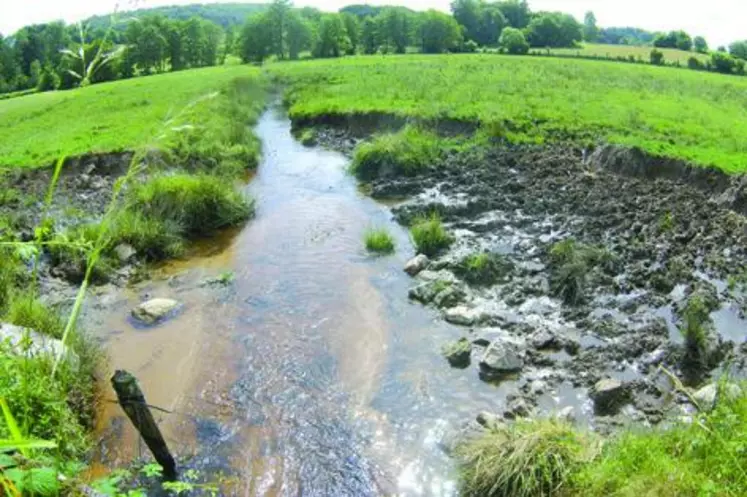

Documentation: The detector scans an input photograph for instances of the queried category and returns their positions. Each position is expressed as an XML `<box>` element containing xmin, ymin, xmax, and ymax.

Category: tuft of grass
<box><xmin>128</xmin><ymin>173</ymin><xmax>254</xmax><ymax>238</ymax></box>
<box><xmin>456</xmin><ymin>252</ymin><xmax>514</xmax><ymax>286</ymax></box>
<box><xmin>350</xmin><ymin>126</ymin><xmax>443</xmax><ymax>181</ymax></box>
<box><xmin>410</xmin><ymin>213</ymin><xmax>454</xmax><ymax>257</ymax></box>
<box><xmin>457</xmin><ymin>418</ymin><xmax>599</xmax><ymax>497</ymax></box>
<box><xmin>47</xmin><ymin>222</ymin><xmax>118</xmax><ymax>284</ymax></box>
<box><xmin>4</xmin><ymin>292</ymin><xmax>65</xmax><ymax>339</ymax></box>
<box><xmin>364</xmin><ymin>228</ymin><xmax>395</xmax><ymax>254</ymax></box>
<box><xmin>548</xmin><ymin>238</ymin><xmax>613</xmax><ymax>306</ymax></box>
<box><xmin>109</xmin><ymin>210</ymin><xmax>184</xmax><ymax>261</ymax></box>
<box><xmin>299</xmin><ymin>128</ymin><xmax>317</xmax><ymax>146</ymax></box>
<box><xmin>680</xmin><ymin>294</ymin><xmax>713</xmax><ymax>384</ymax></box>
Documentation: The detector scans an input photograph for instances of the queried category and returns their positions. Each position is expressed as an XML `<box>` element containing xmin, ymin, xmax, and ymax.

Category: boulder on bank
<box><xmin>404</xmin><ymin>254</ymin><xmax>429</xmax><ymax>276</ymax></box>
<box><xmin>591</xmin><ymin>378</ymin><xmax>631</xmax><ymax>415</ymax></box>
<box><xmin>693</xmin><ymin>382</ymin><xmax>743</xmax><ymax>410</ymax></box>
<box><xmin>132</xmin><ymin>298</ymin><xmax>180</xmax><ymax>325</ymax></box>
<box><xmin>479</xmin><ymin>340</ymin><xmax>524</xmax><ymax>377</ymax></box>
<box><xmin>114</xmin><ymin>243</ymin><xmax>137</xmax><ymax>263</ymax></box>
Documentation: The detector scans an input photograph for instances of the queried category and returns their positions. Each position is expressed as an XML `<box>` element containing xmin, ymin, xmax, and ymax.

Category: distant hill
<box><xmin>85</xmin><ymin>2</ymin><xmax>268</xmax><ymax>30</ymax></box>
<box><xmin>339</xmin><ymin>4</ymin><xmax>417</xmax><ymax>18</ymax></box>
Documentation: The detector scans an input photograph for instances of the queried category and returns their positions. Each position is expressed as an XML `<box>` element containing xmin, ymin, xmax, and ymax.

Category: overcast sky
<box><xmin>1</xmin><ymin>0</ymin><xmax>744</xmax><ymax>47</ymax></box>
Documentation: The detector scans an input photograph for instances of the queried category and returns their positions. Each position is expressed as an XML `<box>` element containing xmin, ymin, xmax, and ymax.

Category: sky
<box><xmin>1</xmin><ymin>0</ymin><xmax>744</xmax><ymax>47</ymax></box>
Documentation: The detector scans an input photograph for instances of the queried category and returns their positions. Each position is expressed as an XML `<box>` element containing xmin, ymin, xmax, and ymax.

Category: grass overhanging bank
<box><xmin>0</xmin><ymin>66</ymin><xmax>266</xmax><ymax>492</ymax></box>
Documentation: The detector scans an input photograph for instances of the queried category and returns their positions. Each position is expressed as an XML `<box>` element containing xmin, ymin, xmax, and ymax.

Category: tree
<box><xmin>181</xmin><ymin>17</ymin><xmax>205</xmax><ymax>67</ymax></box>
<box><xmin>499</xmin><ymin>26</ymin><xmax>528</xmax><ymax>54</ymax></box>
<box><xmin>451</xmin><ymin>0</ymin><xmax>481</xmax><ymax>43</ymax></box>
<box><xmin>495</xmin><ymin>0</ymin><xmax>530</xmax><ymax>29</ymax></box>
<box><xmin>220</xmin><ymin>27</ymin><xmax>235</xmax><ymax>64</ymax></box>
<box><xmin>164</xmin><ymin>21</ymin><xmax>185</xmax><ymax>70</ymax></box>
<box><xmin>526</xmin><ymin>12</ymin><xmax>582</xmax><ymax>48</ymax></box>
<box><xmin>361</xmin><ymin>17</ymin><xmax>378</xmax><ymax>54</ymax></box>
<box><xmin>286</xmin><ymin>11</ymin><xmax>312</xmax><ymax>59</ymax></box>
<box><xmin>267</xmin><ymin>0</ymin><xmax>292</xmax><ymax>59</ymax></box>
<box><xmin>314</xmin><ymin>14</ymin><xmax>349</xmax><ymax>58</ymax></box>
<box><xmin>239</xmin><ymin>13</ymin><xmax>273</xmax><ymax>63</ymax></box>
<box><xmin>729</xmin><ymin>40</ymin><xmax>747</xmax><ymax>60</ymax></box>
<box><xmin>477</xmin><ymin>4</ymin><xmax>507</xmax><ymax>46</ymax></box>
<box><xmin>342</xmin><ymin>13</ymin><xmax>361</xmax><ymax>54</ymax></box>
<box><xmin>654</xmin><ymin>30</ymin><xmax>692</xmax><ymax>51</ymax></box>
<box><xmin>675</xmin><ymin>32</ymin><xmax>692</xmax><ymax>51</ymax></box>
<box><xmin>650</xmin><ymin>48</ymin><xmax>664</xmax><ymax>65</ymax></box>
<box><xmin>378</xmin><ymin>8</ymin><xmax>411</xmax><ymax>54</ymax></box>
<box><xmin>711</xmin><ymin>51</ymin><xmax>736</xmax><ymax>73</ymax></box>
<box><xmin>418</xmin><ymin>10</ymin><xmax>461</xmax><ymax>53</ymax></box>
<box><xmin>125</xmin><ymin>17</ymin><xmax>168</xmax><ymax>74</ymax></box>
<box><xmin>693</xmin><ymin>36</ymin><xmax>708</xmax><ymax>54</ymax></box>
<box><xmin>583</xmin><ymin>11</ymin><xmax>599</xmax><ymax>42</ymax></box>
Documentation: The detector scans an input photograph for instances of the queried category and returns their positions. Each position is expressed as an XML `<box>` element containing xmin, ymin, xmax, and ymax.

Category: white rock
<box><xmin>404</xmin><ymin>254</ymin><xmax>429</xmax><ymax>276</ymax></box>
<box><xmin>114</xmin><ymin>243</ymin><xmax>137</xmax><ymax>263</ymax></box>
<box><xmin>479</xmin><ymin>340</ymin><xmax>524</xmax><ymax>374</ymax></box>
<box><xmin>693</xmin><ymin>383</ymin><xmax>742</xmax><ymax>410</ymax></box>
<box><xmin>444</xmin><ymin>306</ymin><xmax>484</xmax><ymax>326</ymax></box>
<box><xmin>132</xmin><ymin>298</ymin><xmax>180</xmax><ymax>324</ymax></box>
<box><xmin>0</xmin><ymin>323</ymin><xmax>71</xmax><ymax>360</ymax></box>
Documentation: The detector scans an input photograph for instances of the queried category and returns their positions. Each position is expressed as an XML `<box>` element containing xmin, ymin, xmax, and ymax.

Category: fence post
<box><xmin>111</xmin><ymin>370</ymin><xmax>177</xmax><ymax>480</ymax></box>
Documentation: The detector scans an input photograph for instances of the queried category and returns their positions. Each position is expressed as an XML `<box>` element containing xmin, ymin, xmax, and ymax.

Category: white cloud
<box><xmin>1</xmin><ymin>0</ymin><xmax>743</xmax><ymax>47</ymax></box>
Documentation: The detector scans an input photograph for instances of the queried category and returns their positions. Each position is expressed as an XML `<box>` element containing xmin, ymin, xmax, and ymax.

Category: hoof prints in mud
<box><xmin>392</xmin><ymin>144</ymin><xmax>747</xmax><ymax>426</ymax></box>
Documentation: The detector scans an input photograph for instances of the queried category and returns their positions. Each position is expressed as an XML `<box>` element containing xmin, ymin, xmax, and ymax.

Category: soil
<box><xmin>306</xmin><ymin>124</ymin><xmax>747</xmax><ymax>429</ymax></box>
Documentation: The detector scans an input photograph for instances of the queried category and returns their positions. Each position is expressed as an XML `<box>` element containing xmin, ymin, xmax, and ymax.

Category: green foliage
<box><xmin>4</xmin><ymin>292</ymin><xmax>64</xmax><ymax>339</ymax></box>
<box><xmin>525</xmin><ymin>12</ymin><xmax>583</xmax><ymax>48</ymax></box>
<box><xmin>269</xmin><ymin>55</ymin><xmax>747</xmax><ymax>173</ymax></box>
<box><xmin>418</xmin><ymin>10</ymin><xmax>462</xmax><ymax>53</ymax></box>
<box><xmin>457</xmin><ymin>418</ymin><xmax>598</xmax><ymax>497</ymax></box>
<box><xmin>350</xmin><ymin>126</ymin><xmax>443</xmax><ymax>181</ymax></box>
<box><xmin>239</xmin><ymin>13</ymin><xmax>274</xmax><ymax>63</ymax></box>
<box><xmin>410</xmin><ymin>214</ymin><xmax>454</xmax><ymax>257</ymax></box>
<box><xmin>548</xmin><ymin>238</ymin><xmax>612</xmax><ymax>306</ymax></box>
<box><xmin>364</xmin><ymin>228</ymin><xmax>395</xmax><ymax>254</ymax></box>
<box><xmin>499</xmin><ymin>27</ymin><xmax>529</xmax><ymax>54</ymax></box>
<box><xmin>650</xmin><ymin>48</ymin><xmax>664</xmax><ymax>65</ymax></box>
<box><xmin>109</xmin><ymin>211</ymin><xmax>184</xmax><ymax>261</ymax></box>
<box><xmin>48</xmin><ymin>222</ymin><xmax>118</xmax><ymax>284</ymax></box>
<box><xmin>314</xmin><ymin>14</ymin><xmax>351</xmax><ymax>58</ymax></box>
<box><xmin>730</xmin><ymin>40</ymin><xmax>747</xmax><ymax>60</ymax></box>
<box><xmin>693</xmin><ymin>36</ymin><xmax>708</xmax><ymax>54</ymax></box>
<box><xmin>711</xmin><ymin>51</ymin><xmax>737</xmax><ymax>74</ymax></box>
<box><xmin>456</xmin><ymin>252</ymin><xmax>514</xmax><ymax>286</ymax></box>
<box><xmin>688</xmin><ymin>56</ymin><xmax>704</xmax><ymax>70</ymax></box>
<box><xmin>654</xmin><ymin>30</ymin><xmax>693</xmax><ymax>51</ymax></box>
<box><xmin>299</xmin><ymin>128</ymin><xmax>317</xmax><ymax>146</ymax></box>
<box><xmin>128</xmin><ymin>173</ymin><xmax>254</xmax><ymax>238</ymax></box>
<box><xmin>0</xmin><ymin>249</ymin><xmax>24</xmax><ymax>314</ymax></box>
<box><xmin>658</xmin><ymin>211</ymin><xmax>674</xmax><ymax>232</ymax></box>
<box><xmin>681</xmin><ymin>294</ymin><xmax>712</xmax><ymax>378</ymax></box>
<box><xmin>583</xmin><ymin>11</ymin><xmax>599</xmax><ymax>42</ymax></box>
<box><xmin>574</xmin><ymin>387</ymin><xmax>747</xmax><ymax>496</ymax></box>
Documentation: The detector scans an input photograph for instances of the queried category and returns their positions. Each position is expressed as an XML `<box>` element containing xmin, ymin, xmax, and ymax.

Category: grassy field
<box><xmin>0</xmin><ymin>65</ymin><xmax>261</xmax><ymax>168</ymax></box>
<box><xmin>538</xmin><ymin>43</ymin><xmax>710</xmax><ymax>64</ymax></box>
<box><xmin>270</xmin><ymin>54</ymin><xmax>747</xmax><ymax>173</ymax></box>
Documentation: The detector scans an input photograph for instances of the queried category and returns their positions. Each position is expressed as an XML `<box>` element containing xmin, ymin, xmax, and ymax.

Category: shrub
<box><xmin>457</xmin><ymin>418</ymin><xmax>599</xmax><ymax>497</ymax></box>
<box><xmin>110</xmin><ymin>210</ymin><xmax>184</xmax><ymax>261</ymax></box>
<box><xmin>350</xmin><ymin>126</ymin><xmax>442</xmax><ymax>181</ymax></box>
<box><xmin>711</xmin><ymin>52</ymin><xmax>736</xmax><ymax>74</ymax></box>
<box><xmin>687</xmin><ymin>56</ymin><xmax>704</xmax><ymax>71</ymax></box>
<box><xmin>36</xmin><ymin>67</ymin><xmax>60</xmax><ymax>92</ymax></box>
<box><xmin>499</xmin><ymin>27</ymin><xmax>530</xmax><ymax>55</ymax></box>
<box><xmin>456</xmin><ymin>252</ymin><xmax>514</xmax><ymax>286</ymax></box>
<box><xmin>650</xmin><ymin>49</ymin><xmax>664</xmax><ymax>66</ymax></box>
<box><xmin>128</xmin><ymin>173</ymin><xmax>254</xmax><ymax>238</ymax></box>
<box><xmin>364</xmin><ymin>228</ymin><xmax>395</xmax><ymax>254</ymax></box>
<box><xmin>410</xmin><ymin>214</ymin><xmax>453</xmax><ymax>256</ymax></box>
<box><xmin>4</xmin><ymin>292</ymin><xmax>64</xmax><ymax>339</ymax></box>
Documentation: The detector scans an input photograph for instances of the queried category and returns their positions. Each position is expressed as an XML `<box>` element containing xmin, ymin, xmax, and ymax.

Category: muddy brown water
<box><xmin>86</xmin><ymin>106</ymin><xmax>588</xmax><ymax>496</ymax></box>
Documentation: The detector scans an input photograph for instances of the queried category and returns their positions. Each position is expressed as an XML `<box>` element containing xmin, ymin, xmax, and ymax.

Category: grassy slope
<box><xmin>541</xmin><ymin>43</ymin><xmax>710</xmax><ymax>63</ymax></box>
<box><xmin>0</xmin><ymin>65</ymin><xmax>259</xmax><ymax>168</ymax></box>
<box><xmin>270</xmin><ymin>54</ymin><xmax>747</xmax><ymax>173</ymax></box>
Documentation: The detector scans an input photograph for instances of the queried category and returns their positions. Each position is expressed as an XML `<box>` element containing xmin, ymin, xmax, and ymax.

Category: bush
<box><xmin>410</xmin><ymin>213</ymin><xmax>453</xmax><ymax>257</ymax></box>
<box><xmin>456</xmin><ymin>252</ymin><xmax>514</xmax><ymax>286</ymax></box>
<box><xmin>36</xmin><ymin>67</ymin><xmax>60</xmax><ymax>92</ymax></box>
<box><xmin>687</xmin><ymin>56</ymin><xmax>704</xmax><ymax>71</ymax></box>
<box><xmin>650</xmin><ymin>49</ymin><xmax>664</xmax><ymax>66</ymax></box>
<box><xmin>457</xmin><ymin>418</ymin><xmax>598</xmax><ymax>497</ymax></box>
<box><xmin>364</xmin><ymin>228</ymin><xmax>395</xmax><ymax>254</ymax></box>
<box><xmin>4</xmin><ymin>292</ymin><xmax>64</xmax><ymax>339</ymax></box>
<box><xmin>350</xmin><ymin>126</ymin><xmax>442</xmax><ymax>181</ymax></box>
<box><xmin>499</xmin><ymin>27</ymin><xmax>529</xmax><ymax>55</ymax></box>
<box><xmin>128</xmin><ymin>173</ymin><xmax>254</xmax><ymax>238</ymax></box>
<box><xmin>711</xmin><ymin>52</ymin><xmax>736</xmax><ymax>74</ymax></box>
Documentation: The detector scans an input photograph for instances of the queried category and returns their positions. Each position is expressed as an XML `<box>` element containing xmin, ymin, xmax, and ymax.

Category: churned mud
<box><xmin>309</xmin><ymin>123</ymin><xmax>747</xmax><ymax>429</ymax></box>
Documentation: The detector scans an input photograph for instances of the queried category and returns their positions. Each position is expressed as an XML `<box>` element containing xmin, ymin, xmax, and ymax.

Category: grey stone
<box><xmin>433</xmin><ymin>285</ymin><xmax>465</xmax><ymax>308</ymax></box>
<box><xmin>557</xmin><ymin>406</ymin><xmax>576</xmax><ymax>423</ymax></box>
<box><xmin>132</xmin><ymin>298</ymin><xmax>180</xmax><ymax>325</ymax></box>
<box><xmin>504</xmin><ymin>397</ymin><xmax>533</xmax><ymax>419</ymax></box>
<box><xmin>693</xmin><ymin>382</ymin><xmax>743</xmax><ymax>410</ymax></box>
<box><xmin>444</xmin><ymin>306</ymin><xmax>485</xmax><ymax>326</ymax></box>
<box><xmin>591</xmin><ymin>379</ymin><xmax>631</xmax><ymax>415</ymax></box>
<box><xmin>114</xmin><ymin>243</ymin><xmax>137</xmax><ymax>263</ymax></box>
<box><xmin>404</xmin><ymin>254</ymin><xmax>429</xmax><ymax>276</ymax></box>
<box><xmin>476</xmin><ymin>411</ymin><xmax>503</xmax><ymax>431</ymax></box>
<box><xmin>531</xmin><ymin>330</ymin><xmax>563</xmax><ymax>351</ymax></box>
<box><xmin>479</xmin><ymin>340</ymin><xmax>524</xmax><ymax>375</ymax></box>
<box><xmin>0</xmin><ymin>323</ymin><xmax>72</xmax><ymax>362</ymax></box>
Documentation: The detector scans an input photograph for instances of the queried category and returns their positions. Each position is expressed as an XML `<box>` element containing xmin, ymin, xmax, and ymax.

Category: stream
<box><xmin>88</xmin><ymin>105</ymin><xmax>525</xmax><ymax>496</ymax></box>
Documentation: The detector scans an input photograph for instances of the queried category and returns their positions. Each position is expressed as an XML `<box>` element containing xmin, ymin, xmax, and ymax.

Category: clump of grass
<box><xmin>350</xmin><ymin>126</ymin><xmax>443</xmax><ymax>181</ymax></box>
<box><xmin>364</xmin><ymin>228</ymin><xmax>395</xmax><ymax>254</ymax></box>
<box><xmin>0</xmin><ymin>247</ymin><xmax>24</xmax><ymax>313</ymax></box>
<box><xmin>47</xmin><ymin>222</ymin><xmax>118</xmax><ymax>283</ymax></box>
<box><xmin>299</xmin><ymin>128</ymin><xmax>317</xmax><ymax>146</ymax></box>
<box><xmin>680</xmin><ymin>294</ymin><xmax>713</xmax><ymax>384</ymax></box>
<box><xmin>548</xmin><ymin>238</ymin><xmax>613</xmax><ymax>306</ymax></box>
<box><xmin>410</xmin><ymin>213</ymin><xmax>454</xmax><ymax>257</ymax></box>
<box><xmin>456</xmin><ymin>252</ymin><xmax>514</xmax><ymax>286</ymax></box>
<box><xmin>658</xmin><ymin>211</ymin><xmax>674</xmax><ymax>233</ymax></box>
<box><xmin>457</xmin><ymin>418</ymin><xmax>599</xmax><ymax>497</ymax></box>
<box><xmin>4</xmin><ymin>292</ymin><xmax>65</xmax><ymax>339</ymax></box>
<box><xmin>110</xmin><ymin>210</ymin><xmax>184</xmax><ymax>261</ymax></box>
<box><xmin>128</xmin><ymin>173</ymin><xmax>254</xmax><ymax>238</ymax></box>
<box><xmin>574</xmin><ymin>385</ymin><xmax>747</xmax><ymax>496</ymax></box>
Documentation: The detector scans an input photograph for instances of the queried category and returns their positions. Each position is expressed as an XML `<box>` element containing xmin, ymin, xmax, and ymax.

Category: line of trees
<box><xmin>3</xmin><ymin>0</ymin><xmax>747</xmax><ymax>96</ymax></box>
